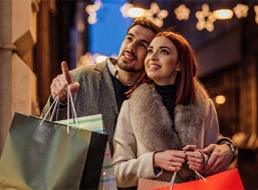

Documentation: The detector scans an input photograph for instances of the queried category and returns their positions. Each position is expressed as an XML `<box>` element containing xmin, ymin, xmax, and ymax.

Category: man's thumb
<box><xmin>202</xmin><ymin>144</ymin><xmax>215</xmax><ymax>154</ymax></box>
<box><xmin>70</xmin><ymin>82</ymin><xmax>80</xmax><ymax>93</ymax></box>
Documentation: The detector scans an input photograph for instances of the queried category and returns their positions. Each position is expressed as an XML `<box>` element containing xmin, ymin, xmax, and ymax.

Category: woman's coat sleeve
<box><xmin>112</xmin><ymin>100</ymin><xmax>157</xmax><ymax>188</ymax></box>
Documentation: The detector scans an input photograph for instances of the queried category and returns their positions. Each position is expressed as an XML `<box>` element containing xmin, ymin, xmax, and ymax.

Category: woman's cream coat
<box><xmin>112</xmin><ymin>80</ymin><xmax>219</xmax><ymax>188</ymax></box>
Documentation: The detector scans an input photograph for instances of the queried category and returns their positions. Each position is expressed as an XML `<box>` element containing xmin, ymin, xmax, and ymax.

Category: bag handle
<box><xmin>40</xmin><ymin>85</ymin><xmax>79</xmax><ymax>133</ymax></box>
<box><xmin>169</xmin><ymin>171</ymin><xmax>177</xmax><ymax>190</ymax></box>
<box><xmin>169</xmin><ymin>170</ymin><xmax>207</xmax><ymax>190</ymax></box>
<box><xmin>40</xmin><ymin>96</ymin><xmax>59</xmax><ymax>124</ymax></box>
<box><xmin>66</xmin><ymin>85</ymin><xmax>79</xmax><ymax>133</ymax></box>
<box><xmin>194</xmin><ymin>170</ymin><xmax>207</xmax><ymax>182</ymax></box>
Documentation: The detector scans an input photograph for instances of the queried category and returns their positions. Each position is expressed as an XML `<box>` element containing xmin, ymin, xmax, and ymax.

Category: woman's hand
<box><xmin>183</xmin><ymin>145</ymin><xmax>208</xmax><ymax>172</ymax></box>
<box><xmin>154</xmin><ymin>150</ymin><xmax>186</xmax><ymax>172</ymax></box>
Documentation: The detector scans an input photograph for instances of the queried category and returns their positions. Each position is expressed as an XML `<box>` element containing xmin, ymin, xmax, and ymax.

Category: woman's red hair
<box><xmin>156</xmin><ymin>31</ymin><xmax>197</xmax><ymax>105</ymax></box>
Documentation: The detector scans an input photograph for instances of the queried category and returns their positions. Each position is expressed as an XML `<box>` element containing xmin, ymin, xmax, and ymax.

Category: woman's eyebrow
<box><xmin>159</xmin><ymin>46</ymin><xmax>172</xmax><ymax>51</ymax></box>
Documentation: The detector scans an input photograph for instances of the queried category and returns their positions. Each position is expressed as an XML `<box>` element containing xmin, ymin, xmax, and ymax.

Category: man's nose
<box><xmin>127</xmin><ymin>41</ymin><xmax>137</xmax><ymax>52</ymax></box>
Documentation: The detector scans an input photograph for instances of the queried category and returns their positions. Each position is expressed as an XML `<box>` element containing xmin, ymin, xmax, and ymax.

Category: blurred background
<box><xmin>0</xmin><ymin>0</ymin><xmax>258</xmax><ymax>189</ymax></box>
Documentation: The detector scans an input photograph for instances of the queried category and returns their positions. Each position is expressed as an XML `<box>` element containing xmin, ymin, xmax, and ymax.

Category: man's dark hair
<box><xmin>126</xmin><ymin>17</ymin><xmax>161</xmax><ymax>34</ymax></box>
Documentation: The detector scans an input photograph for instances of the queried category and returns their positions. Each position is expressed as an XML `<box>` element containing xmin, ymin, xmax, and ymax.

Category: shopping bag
<box><xmin>57</xmin><ymin>114</ymin><xmax>117</xmax><ymax>189</ymax></box>
<box><xmin>138</xmin><ymin>178</ymin><xmax>170</xmax><ymax>190</ymax></box>
<box><xmin>142</xmin><ymin>168</ymin><xmax>244</xmax><ymax>190</ymax></box>
<box><xmin>0</xmin><ymin>112</ymin><xmax>108</xmax><ymax>190</ymax></box>
<box><xmin>99</xmin><ymin>144</ymin><xmax>117</xmax><ymax>190</ymax></box>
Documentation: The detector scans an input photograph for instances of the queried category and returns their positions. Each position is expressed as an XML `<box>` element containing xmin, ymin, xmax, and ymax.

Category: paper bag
<box><xmin>145</xmin><ymin>168</ymin><xmax>244</xmax><ymax>190</ymax></box>
<box><xmin>0</xmin><ymin>112</ymin><xmax>108</xmax><ymax>190</ymax></box>
<box><xmin>57</xmin><ymin>114</ymin><xmax>117</xmax><ymax>189</ymax></box>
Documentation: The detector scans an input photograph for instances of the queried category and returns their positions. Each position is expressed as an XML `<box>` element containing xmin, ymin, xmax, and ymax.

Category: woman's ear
<box><xmin>175</xmin><ymin>61</ymin><xmax>182</xmax><ymax>71</ymax></box>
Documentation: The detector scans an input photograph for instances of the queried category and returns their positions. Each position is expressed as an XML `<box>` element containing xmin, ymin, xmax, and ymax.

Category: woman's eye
<box><xmin>160</xmin><ymin>49</ymin><xmax>169</xmax><ymax>54</ymax></box>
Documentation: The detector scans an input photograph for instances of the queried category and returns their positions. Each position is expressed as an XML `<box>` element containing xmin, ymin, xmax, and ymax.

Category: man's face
<box><xmin>116</xmin><ymin>25</ymin><xmax>156</xmax><ymax>73</ymax></box>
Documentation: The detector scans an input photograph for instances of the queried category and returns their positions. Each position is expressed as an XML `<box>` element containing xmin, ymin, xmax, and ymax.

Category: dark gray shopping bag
<box><xmin>0</xmin><ymin>112</ymin><xmax>108</xmax><ymax>190</ymax></box>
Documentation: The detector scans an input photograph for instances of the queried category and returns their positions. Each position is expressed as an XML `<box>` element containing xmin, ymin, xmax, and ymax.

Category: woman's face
<box><xmin>145</xmin><ymin>36</ymin><xmax>181</xmax><ymax>85</ymax></box>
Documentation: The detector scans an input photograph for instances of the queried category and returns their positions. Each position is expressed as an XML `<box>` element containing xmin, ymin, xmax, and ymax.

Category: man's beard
<box><xmin>116</xmin><ymin>56</ymin><xmax>144</xmax><ymax>73</ymax></box>
<box><xmin>116</xmin><ymin>62</ymin><xmax>144</xmax><ymax>73</ymax></box>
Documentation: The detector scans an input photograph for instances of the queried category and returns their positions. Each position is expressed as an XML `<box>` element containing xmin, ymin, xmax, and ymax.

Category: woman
<box><xmin>112</xmin><ymin>31</ymin><xmax>219</xmax><ymax>189</ymax></box>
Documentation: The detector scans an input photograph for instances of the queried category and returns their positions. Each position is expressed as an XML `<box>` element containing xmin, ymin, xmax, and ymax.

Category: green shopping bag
<box><xmin>57</xmin><ymin>114</ymin><xmax>117</xmax><ymax>189</ymax></box>
<box><xmin>0</xmin><ymin>112</ymin><xmax>108</xmax><ymax>189</ymax></box>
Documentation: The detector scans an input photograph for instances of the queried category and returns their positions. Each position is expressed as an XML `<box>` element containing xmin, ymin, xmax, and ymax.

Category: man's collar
<box><xmin>107</xmin><ymin>57</ymin><xmax>139</xmax><ymax>87</ymax></box>
<box><xmin>107</xmin><ymin>58</ymin><xmax>119</xmax><ymax>80</ymax></box>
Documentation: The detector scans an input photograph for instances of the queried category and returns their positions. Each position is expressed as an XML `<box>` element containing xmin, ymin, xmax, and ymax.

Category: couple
<box><xmin>42</xmin><ymin>18</ymin><xmax>237</xmax><ymax>189</ymax></box>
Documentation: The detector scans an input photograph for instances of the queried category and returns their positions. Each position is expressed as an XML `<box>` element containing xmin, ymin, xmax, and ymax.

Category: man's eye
<box><xmin>147</xmin><ymin>49</ymin><xmax>152</xmax><ymax>54</ymax></box>
<box><xmin>126</xmin><ymin>36</ymin><xmax>133</xmax><ymax>41</ymax></box>
<box><xmin>139</xmin><ymin>43</ymin><xmax>148</xmax><ymax>49</ymax></box>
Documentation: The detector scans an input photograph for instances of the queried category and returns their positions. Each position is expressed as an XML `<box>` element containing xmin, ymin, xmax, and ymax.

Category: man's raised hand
<box><xmin>50</xmin><ymin>61</ymin><xmax>80</xmax><ymax>103</ymax></box>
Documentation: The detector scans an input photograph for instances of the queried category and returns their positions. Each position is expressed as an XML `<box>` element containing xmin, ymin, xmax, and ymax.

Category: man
<box><xmin>42</xmin><ymin>18</ymin><xmax>237</xmax><ymax>175</ymax></box>
<box><xmin>42</xmin><ymin>18</ymin><xmax>160</xmax><ymax>155</ymax></box>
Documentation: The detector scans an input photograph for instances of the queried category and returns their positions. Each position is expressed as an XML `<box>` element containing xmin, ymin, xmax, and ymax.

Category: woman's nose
<box><xmin>150</xmin><ymin>51</ymin><xmax>158</xmax><ymax>60</ymax></box>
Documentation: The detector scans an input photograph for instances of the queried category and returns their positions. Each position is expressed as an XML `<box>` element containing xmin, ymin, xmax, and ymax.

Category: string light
<box><xmin>127</xmin><ymin>7</ymin><xmax>146</xmax><ymax>18</ymax></box>
<box><xmin>195</xmin><ymin>4</ymin><xmax>216</xmax><ymax>32</ymax></box>
<box><xmin>233</xmin><ymin>4</ymin><xmax>249</xmax><ymax>19</ymax></box>
<box><xmin>145</xmin><ymin>2</ymin><xmax>169</xmax><ymax>27</ymax></box>
<box><xmin>215</xmin><ymin>95</ymin><xmax>226</xmax><ymax>105</ymax></box>
<box><xmin>120</xmin><ymin>3</ymin><xmax>133</xmax><ymax>18</ymax></box>
<box><xmin>85</xmin><ymin>0</ymin><xmax>102</xmax><ymax>24</ymax></box>
<box><xmin>86</xmin><ymin>2</ymin><xmax>258</xmax><ymax>30</ymax></box>
<box><xmin>254</xmin><ymin>5</ymin><xmax>258</xmax><ymax>24</ymax></box>
<box><xmin>120</xmin><ymin>2</ymin><xmax>168</xmax><ymax>27</ymax></box>
<box><xmin>174</xmin><ymin>4</ymin><xmax>191</xmax><ymax>21</ymax></box>
<box><xmin>213</xmin><ymin>9</ymin><xmax>234</xmax><ymax>20</ymax></box>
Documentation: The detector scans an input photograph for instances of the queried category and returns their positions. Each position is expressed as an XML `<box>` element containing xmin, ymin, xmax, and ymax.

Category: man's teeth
<box><xmin>125</xmin><ymin>54</ymin><xmax>133</xmax><ymax>59</ymax></box>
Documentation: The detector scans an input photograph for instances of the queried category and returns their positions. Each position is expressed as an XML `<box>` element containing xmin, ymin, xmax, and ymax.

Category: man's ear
<box><xmin>175</xmin><ymin>61</ymin><xmax>182</xmax><ymax>71</ymax></box>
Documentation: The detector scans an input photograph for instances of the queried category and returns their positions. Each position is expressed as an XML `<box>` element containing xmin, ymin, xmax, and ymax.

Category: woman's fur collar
<box><xmin>128</xmin><ymin>79</ymin><xmax>210</xmax><ymax>151</ymax></box>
